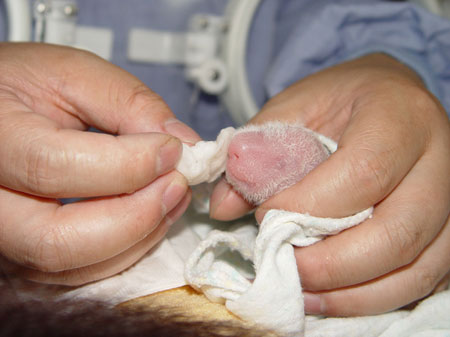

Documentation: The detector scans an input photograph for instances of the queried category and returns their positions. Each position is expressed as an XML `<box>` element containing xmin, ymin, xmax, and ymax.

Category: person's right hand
<box><xmin>0</xmin><ymin>43</ymin><xmax>200</xmax><ymax>286</ymax></box>
<box><xmin>210</xmin><ymin>53</ymin><xmax>450</xmax><ymax>316</ymax></box>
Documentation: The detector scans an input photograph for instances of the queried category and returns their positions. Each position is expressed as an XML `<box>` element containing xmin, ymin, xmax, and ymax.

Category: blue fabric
<box><xmin>70</xmin><ymin>0</ymin><xmax>234</xmax><ymax>140</ymax></box>
<box><xmin>266</xmin><ymin>1</ymin><xmax>450</xmax><ymax>117</ymax></box>
<box><xmin>0</xmin><ymin>0</ymin><xmax>449</xmax><ymax>140</ymax></box>
<box><xmin>0</xmin><ymin>1</ymin><xmax>5</xmax><ymax>41</ymax></box>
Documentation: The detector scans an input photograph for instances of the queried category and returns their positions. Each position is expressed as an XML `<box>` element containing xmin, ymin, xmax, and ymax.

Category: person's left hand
<box><xmin>0</xmin><ymin>43</ymin><xmax>201</xmax><ymax>286</ymax></box>
<box><xmin>210</xmin><ymin>53</ymin><xmax>450</xmax><ymax>316</ymax></box>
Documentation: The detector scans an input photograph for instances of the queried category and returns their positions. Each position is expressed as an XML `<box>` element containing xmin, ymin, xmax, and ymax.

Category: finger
<box><xmin>294</xmin><ymin>143</ymin><xmax>450</xmax><ymax>291</ymax></box>
<box><xmin>209</xmin><ymin>178</ymin><xmax>254</xmax><ymax>220</ymax></box>
<box><xmin>0</xmin><ymin>171</ymin><xmax>189</xmax><ymax>272</ymax></box>
<box><xmin>2</xmin><ymin>43</ymin><xmax>200</xmax><ymax>142</ymax></box>
<box><xmin>248</xmin><ymin>66</ymin><xmax>359</xmax><ymax>140</ymax></box>
<box><xmin>255</xmin><ymin>92</ymin><xmax>429</xmax><ymax>221</ymax></box>
<box><xmin>303</xmin><ymin>215</ymin><xmax>450</xmax><ymax>316</ymax></box>
<box><xmin>432</xmin><ymin>272</ymin><xmax>450</xmax><ymax>294</ymax></box>
<box><xmin>0</xmin><ymin>90</ymin><xmax>87</xmax><ymax>131</ymax></box>
<box><xmin>0</xmin><ymin>109</ymin><xmax>182</xmax><ymax>197</ymax></box>
<box><xmin>0</xmin><ymin>191</ymin><xmax>192</xmax><ymax>286</ymax></box>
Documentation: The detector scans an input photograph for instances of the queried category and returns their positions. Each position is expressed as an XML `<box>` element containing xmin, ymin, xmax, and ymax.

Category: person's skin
<box><xmin>210</xmin><ymin>53</ymin><xmax>450</xmax><ymax>316</ymax></box>
<box><xmin>0</xmin><ymin>43</ymin><xmax>201</xmax><ymax>286</ymax></box>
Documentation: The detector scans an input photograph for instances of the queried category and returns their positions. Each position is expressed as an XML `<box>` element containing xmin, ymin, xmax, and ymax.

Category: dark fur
<box><xmin>0</xmin><ymin>285</ymin><xmax>268</xmax><ymax>337</ymax></box>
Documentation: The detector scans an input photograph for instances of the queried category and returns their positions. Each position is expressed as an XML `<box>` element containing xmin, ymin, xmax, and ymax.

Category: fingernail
<box><xmin>157</xmin><ymin>138</ymin><xmax>182</xmax><ymax>175</ymax></box>
<box><xmin>304</xmin><ymin>292</ymin><xmax>323</xmax><ymax>315</ymax></box>
<box><xmin>162</xmin><ymin>176</ymin><xmax>188</xmax><ymax>214</ymax></box>
<box><xmin>164</xmin><ymin>119</ymin><xmax>201</xmax><ymax>144</ymax></box>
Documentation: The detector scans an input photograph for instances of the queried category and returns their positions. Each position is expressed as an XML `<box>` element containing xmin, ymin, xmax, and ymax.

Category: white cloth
<box><xmin>176</xmin><ymin>127</ymin><xmax>236</xmax><ymax>185</ymax></box>
<box><xmin>185</xmin><ymin>208</ymin><xmax>373</xmax><ymax>337</ymax></box>
<box><xmin>379</xmin><ymin>289</ymin><xmax>450</xmax><ymax>337</ymax></box>
<box><xmin>304</xmin><ymin>288</ymin><xmax>450</xmax><ymax>337</ymax></box>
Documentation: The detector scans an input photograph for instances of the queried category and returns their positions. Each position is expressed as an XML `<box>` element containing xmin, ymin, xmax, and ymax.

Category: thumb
<box><xmin>7</xmin><ymin>43</ymin><xmax>201</xmax><ymax>142</ymax></box>
<box><xmin>254</xmin><ymin>97</ymin><xmax>426</xmax><ymax>222</ymax></box>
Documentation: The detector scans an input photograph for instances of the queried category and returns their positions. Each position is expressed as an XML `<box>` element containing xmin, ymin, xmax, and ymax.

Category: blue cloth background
<box><xmin>0</xmin><ymin>0</ymin><xmax>449</xmax><ymax>139</ymax></box>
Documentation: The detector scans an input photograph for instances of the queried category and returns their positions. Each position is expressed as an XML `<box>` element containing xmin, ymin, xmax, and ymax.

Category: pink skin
<box><xmin>225</xmin><ymin>123</ymin><xmax>330</xmax><ymax>205</ymax></box>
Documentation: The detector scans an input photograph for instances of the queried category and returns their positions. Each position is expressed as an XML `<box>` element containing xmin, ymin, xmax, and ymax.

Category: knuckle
<box><xmin>410</xmin><ymin>86</ymin><xmax>440</xmax><ymax>116</ymax></box>
<box><xmin>110</xmin><ymin>83</ymin><xmax>170</xmax><ymax>133</ymax></box>
<box><xmin>28</xmin><ymin>225</ymin><xmax>76</xmax><ymax>272</ymax></box>
<box><xmin>119</xmin><ymin>147</ymin><xmax>156</xmax><ymax>192</ymax></box>
<box><xmin>382</xmin><ymin>218</ymin><xmax>423</xmax><ymax>266</ymax></box>
<box><xmin>408</xmin><ymin>88</ymin><xmax>444</xmax><ymax>139</ymax></box>
<box><xmin>319</xmin><ymin>259</ymin><xmax>341</xmax><ymax>290</ymax></box>
<box><xmin>412</xmin><ymin>267</ymin><xmax>441</xmax><ymax>299</ymax></box>
<box><xmin>297</xmin><ymin>245</ymin><xmax>341</xmax><ymax>290</ymax></box>
<box><xmin>349</xmin><ymin>149</ymin><xmax>392</xmax><ymax>204</ymax></box>
<box><xmin>24</xmin><ymin>141</ymin><xmax>66</xmax><ymax>196</ymax></box>
<box><xmin>124</xmin><ymin>84</ymin><xmax>166</xmax><ymax>116</ymax></box>
<box><xmin>126</xmin><ymin>210</ymin><xmax>162</xmax><ymax>243</ymax></box>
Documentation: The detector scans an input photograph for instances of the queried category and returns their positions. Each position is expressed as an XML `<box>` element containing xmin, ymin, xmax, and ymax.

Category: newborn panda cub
<box><xmin>226</xmin><ymin>122</ymin><xmax>330</xmax><ymax>205</ymax></box>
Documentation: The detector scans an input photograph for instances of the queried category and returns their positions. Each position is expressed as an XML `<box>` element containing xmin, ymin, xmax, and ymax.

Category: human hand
<box><xmin>0</xmin><ymin>43</ymin><xmax>200</xmax><ymax>286</ymax></box>
<box><xmin>210</xmin><ymin>53</ymin><xmax>450</xmax><ymax>316</ymax></box>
